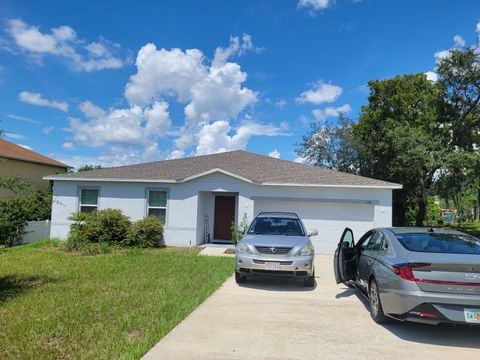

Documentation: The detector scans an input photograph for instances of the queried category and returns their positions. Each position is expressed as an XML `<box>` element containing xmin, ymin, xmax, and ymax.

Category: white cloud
<box><xmin>62</xmin><ymin>142</ymin><xmax>75</xmax><ymax>150</ymax></box>
<box><xmin>124</xmin><ymin>37</ymin><xmax>259</xmax><ymax>157</ymax></box>
<box><xmin>194</xmin><ymin>120</ymin><xmax>289</xmax><ymax>156</ymax></box>
<box><xmin>124</xmin><ymin>44</ymin><xmax>207</xmax><ymax>105</ymax></box>
<box><xmin>18</xmin><ymin>144</ymin><xmax>32</xmax><ymax>150</ymax></box>
<box><xmin>293</xmin><ymin>155</ymin><xmax>307</xmax><ymax>163</ymax></box>
<box><xmin>298</xmin><ymin>0</ymin><xmax>331</xmax><ymax>12</ymax></box>
<box><xmin>42</xmin><ymin>126</ymin><xmax>54</xmax><ymax>134</ymax></box>
<box><xmin>4</xmin><ymin>132</ymin><xmax>26</xmax><ymax>140</ymax></box>
<box><xmin>144</xmin><ymin>101</ymin><xmax>172</xmax><ymax>137</ymax></box>
<box><xmin>311</xmin><ymin>104</ymin><xmax>352</xmax><ymax>121</ymax></box>
<box><xmin>212</xmin><ymin>33</ymin><xmax>262</xmax><ymax>67</ymax></box>
<box><xmin>70</xmin><ymin>105</ymin><xmax>145</xmax><ymax>147</ymax></box>
<box><xmin>6</xmin><ymin>113</ymin><xmax>41</xmax><ymax>124</ymax></box>
<box><xmin>425</xmin><ymin>71</ymin><xmax>438</xmax><ymax>82</ymax></box>
<box><xmin>453</xmin><ymin>35</ymin><xmax>466</xmax><ymax>47</ymax></box>
<box><xmin>79</xmin><ymin>100</ymin><xmax>105</xmax><ymax>118</ymax></box>
<box><xmin>6</xmin><ymin>19</ymin><xmax>128</xmax><ymax>71</ymax></box>
<box><xmin>476</xmin><ymin>20</ymin><xmax>480</xmax><ymax>33</ymax></box>
<box><xmin>70</xmin><ymin>100</ymin><xmax>171</xmax><ymax>148</ymax></box>
<box><xmin>274</xmin><ymin>99</ymin><xmax>287</xmax><ymax>109</ymax></box>
<box><xmin>434</xmin><ymin>50</ymin><xmax>451</xmax><ymax>64</ymax></box>
<box><xmin>19</xmin><ymin>91</ymin><xmax>68</xmax><ymax>112</ymax></box>
<box><xmin>296</xmin><ymin>81</ymin><xmax>343</xmax><ymax>104</ymax></box>
<box><xmin>268</xmin><ymin>149</ymin><xmax>281</xmax><ymax>159</ymax></box>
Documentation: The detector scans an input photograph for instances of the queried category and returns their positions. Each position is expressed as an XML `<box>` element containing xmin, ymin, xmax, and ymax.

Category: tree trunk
<box><xmin>477</xmin><ymin>188</ymin><xmax>480</xmax><ymax>221</ymax></box>
<box><xmin>416</xmin><ymin>194</ymin><xmax>427</xmax><ymax>227</ymax></box>
<box><xmin>392</xmin><ymin>190</ymin><xmax>406</xmax><ymax>226</ymax></box>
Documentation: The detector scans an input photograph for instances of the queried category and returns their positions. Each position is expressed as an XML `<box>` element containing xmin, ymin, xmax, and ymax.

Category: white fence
<box><xmin>22</xmin><ymin>220</ymin><xmax>51</xmax><ymax>244</ymax></box>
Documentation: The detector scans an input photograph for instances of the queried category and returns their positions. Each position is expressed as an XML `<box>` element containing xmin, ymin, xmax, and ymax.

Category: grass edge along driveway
<box><xmin>0</xmin><ymin>242</ymin><xmax>234</xmax><ymax>359</ymax></box>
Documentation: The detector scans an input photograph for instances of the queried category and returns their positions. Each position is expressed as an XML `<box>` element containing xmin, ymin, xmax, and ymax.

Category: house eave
<box><xmin>44</xmin><ymin>173</ymin><xmax>402</xmax><ymax>189</ymax></box>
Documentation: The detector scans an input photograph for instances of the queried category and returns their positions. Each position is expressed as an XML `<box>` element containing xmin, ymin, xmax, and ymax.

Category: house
<box><xmin>44</xmin><ymin>150</ymin><xmax>401</xmax><ymax>253</ymax></box>
<box><xmin>0</xmin><ymin>138</ymin><xmax>69</xmax><ymax>199</ymax></box>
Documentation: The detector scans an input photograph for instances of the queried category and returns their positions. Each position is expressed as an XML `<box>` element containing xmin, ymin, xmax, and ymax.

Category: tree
<box><xmin>297</xmin><ymin>115</ymin><xmax>358</xmax><ymax>173</ymax></box>
<box><xmin>298</xmin><ymin>74</ymin><xmax>443</xmax><ymax>226</ymax></box>
<box><xmin>436</xmin><ymin>48</ymin><xmax>480</xmax><ymax>219</ymax></box>
<box><xmin>78</xmin><ymin>165</ymin><xmax>103</xmax><ymax>172</ymax></box>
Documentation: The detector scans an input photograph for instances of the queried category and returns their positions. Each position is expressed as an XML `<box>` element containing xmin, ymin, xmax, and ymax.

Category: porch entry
<box><xmin>213</xmin><ymin>195</ymin><xmax>236</xmax><ymax>242</ymax></box>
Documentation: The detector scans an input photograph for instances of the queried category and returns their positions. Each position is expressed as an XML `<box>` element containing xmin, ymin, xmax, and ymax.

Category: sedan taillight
<box><xmin>392</xmin><ymin>263</ymin><xmax>431</xmax><ymax>281</ymax></box>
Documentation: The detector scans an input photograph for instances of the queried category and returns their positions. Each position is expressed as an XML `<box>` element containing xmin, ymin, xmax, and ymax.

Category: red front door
<box><xmin>213</xmin><ymin>196</ymin><xmax>236</xmax><ymax>241</ymax></box>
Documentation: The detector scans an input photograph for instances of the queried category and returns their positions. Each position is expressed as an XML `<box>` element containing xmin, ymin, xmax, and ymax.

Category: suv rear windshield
<box><xmin>247</xmin><ymin>217</ymin><xmax>305</xmax><ymax>236</ymax></box>
<box><xmin>396</xmin><ymin>233</ymin><xmax>480</xmax><ymax>254</ymax></box>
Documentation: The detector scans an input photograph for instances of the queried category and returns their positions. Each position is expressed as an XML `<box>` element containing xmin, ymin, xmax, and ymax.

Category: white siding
<box><xmin>50</xmin><ymin>171</ymin><xmax>393</xmax><ymax>252</ymax></box>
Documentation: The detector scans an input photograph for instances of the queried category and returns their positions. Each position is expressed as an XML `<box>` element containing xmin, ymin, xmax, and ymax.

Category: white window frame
<box><xmin>146</xmin><ymin>189</ymin><xmax>168</xmax><ymax>223</ymax></box>
<box><xmin>78</xmin><ymin>187</ymin><xmax>100</xmax><ymax>213</ymax></box>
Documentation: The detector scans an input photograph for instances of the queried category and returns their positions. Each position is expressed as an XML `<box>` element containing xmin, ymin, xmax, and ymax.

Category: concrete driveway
<box><xmin>143</xmin><ymin>255</ymin><xmax>480</xmax><ymax>360</ymax></box>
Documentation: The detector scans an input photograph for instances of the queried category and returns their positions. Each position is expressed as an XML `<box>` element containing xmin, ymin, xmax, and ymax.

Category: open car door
<box><xmin>334</xmin><ymin>228</ymin><xmax>356</xmax><ymax>284</ymax></box>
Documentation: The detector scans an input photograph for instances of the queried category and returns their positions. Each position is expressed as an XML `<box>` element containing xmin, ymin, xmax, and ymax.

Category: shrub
<box><xmin>0</xmin><ymin>198</ymin><xmax>27</xmax><ymax>246</ymax></box>
<box><xmin>0</xmin><ymin>176</ymin><xmax>53</xmax><ymax>247</ymax></box>
<box><xmin>125</xmin><ymin>216</ymin><xmax>164</xmax><ymax>248</ymax></box>
<box><xmin>68</xmin><ymin>209</ymin><xmax>131</xmax><ymax>245</ymax></box>
<box><xmin>230</xmin><ymin>213</ymin><xmax>249</xmax><ymax>244</ymax></box>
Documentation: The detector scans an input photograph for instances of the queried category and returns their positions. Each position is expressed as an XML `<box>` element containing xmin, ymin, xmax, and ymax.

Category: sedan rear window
<box><xmin>396</xmin><ymin>233</ymin><xmax>480</xmax><ymax>254</ymax></box>
<box><xmin>247</xmin><ymin>217</ymin><xmax>305</xmax><ymax>236</ymax></box>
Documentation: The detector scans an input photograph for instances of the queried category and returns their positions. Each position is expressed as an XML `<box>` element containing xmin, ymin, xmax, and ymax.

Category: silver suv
<box><xmin>235</xmin><ymin>212</ymin><xmax>317</xmax><ymax>287</ymax></box>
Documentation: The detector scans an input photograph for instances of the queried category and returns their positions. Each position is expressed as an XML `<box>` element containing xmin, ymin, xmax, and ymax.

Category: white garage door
<box><xmin>253</xmin><ymin>200</ymin><xmax>374</xmax><ymax>254</ymax></box>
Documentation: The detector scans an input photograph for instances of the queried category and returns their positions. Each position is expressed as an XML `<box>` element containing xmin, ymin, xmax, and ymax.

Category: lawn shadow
<box><xmin>0</xmin><ymin>274</ymin><xmax>56</xmax><ymax>303</ymax></box>
<box><xmin>335</xmin><ymin>285</ymin><xmax>480</xmax><ymax>349</ymax></box>
<box><xmin>237</xmin><ymin>275</ymin><xmax>317</xmax><ymax>291</ymax></box>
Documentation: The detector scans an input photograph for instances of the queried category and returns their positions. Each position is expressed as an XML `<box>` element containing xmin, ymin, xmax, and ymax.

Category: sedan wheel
<box><xmin>369</xmin><ymin>279</ymin><xmax>388</xmax><ymax>323</ymax></box>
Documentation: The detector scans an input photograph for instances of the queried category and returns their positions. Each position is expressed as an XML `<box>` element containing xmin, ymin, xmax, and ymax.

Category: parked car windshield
<box><xmin>396</xmin><ymin>233</ymin><xmax>480</xmax><ymax>254</ymax></box>
<box><xmin>247</xmin><ymin>217</ymin><xmax>305</xmax><ymax>236</ymax></box>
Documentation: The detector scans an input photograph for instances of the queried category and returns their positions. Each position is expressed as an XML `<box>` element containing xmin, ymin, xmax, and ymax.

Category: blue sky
<box><xmin>0</xmin><ymin>0</ymin><xmax>479</xmax><ymax>168</ymax></box>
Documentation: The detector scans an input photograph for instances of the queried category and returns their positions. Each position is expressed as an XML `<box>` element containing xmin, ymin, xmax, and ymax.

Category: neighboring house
<box><xmin>45</xmin><ymin>150</ymin><xmax>401</xmax><ymax>253</ymax></box>
<box><xmin>0</xmin><ymin>138</ymin><xmax>69</xmax><ymax>199</ymax></box>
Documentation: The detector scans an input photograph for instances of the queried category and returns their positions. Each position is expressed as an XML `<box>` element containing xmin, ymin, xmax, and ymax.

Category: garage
<box><xmin>253</xmin><ymin>199</ymin><xmax>375</xmax><ymax>253</ymax></box>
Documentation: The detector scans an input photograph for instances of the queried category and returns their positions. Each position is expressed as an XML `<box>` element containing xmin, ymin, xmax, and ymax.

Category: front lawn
<box><xmin>446</xmin><ymin>221</ymin><xmax>480</xmax><ymax>238</ymax></box>
<box><xmin>0</xmin><ymin>242</ymin><xmax>234</xmax><ymax>359</ymax></box>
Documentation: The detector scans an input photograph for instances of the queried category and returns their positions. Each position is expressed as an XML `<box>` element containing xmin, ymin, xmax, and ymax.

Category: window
<box><xmin>147</xmin><ymin>190</ymin><xmax>167</xmax><ymax>223</ymax></box>
<box><xmin>79</xmin><ymin>189</ymin><xmax>98</xmax><ymax>213</ymax></box>
<box><xmin>247</xmin><ymin>217</ymin><xmax>305</xmax><ymax>236</ymax></box>
<box><xmin>396</xmin><ymin>233</ymin><xmax>480</xmax><ymax>254</ymax></box>
<box><xmin>365</xmin><ymin>232</ymin><xmax>383</xmax><ymax>251</ymax></box>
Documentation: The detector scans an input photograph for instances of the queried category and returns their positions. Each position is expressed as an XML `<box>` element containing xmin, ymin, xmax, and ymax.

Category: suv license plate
<box><xmin>265</xmin><ymin>262</ymin><xmax>280</xmax><ymax>271</ymax></box>
<box><xmin>464</xmin><ymin>309</ymin><xmax>480</xmax><ymax>323</ymax></box>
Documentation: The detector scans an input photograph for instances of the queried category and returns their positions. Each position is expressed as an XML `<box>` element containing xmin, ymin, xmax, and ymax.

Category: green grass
<box><xmin>0</xmin><ymin>242</ymin><xmax>234</xmax><ymax>359</ymax></box>
<box><xmin>445</xmin><ymin>221</ymin><xmax>480</xmax><ymax>238</ymax></box>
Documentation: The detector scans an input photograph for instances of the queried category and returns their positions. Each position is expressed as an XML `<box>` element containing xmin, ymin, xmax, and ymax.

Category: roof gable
<box><xmin>44</xmin><ymin>150</ymin><xmax>401</xmax><ymax>189</ymax></box>
<box><xmin>0</xmin><ymin>138</ymin><xmax>69</xmax><ymax>168</ymax></box>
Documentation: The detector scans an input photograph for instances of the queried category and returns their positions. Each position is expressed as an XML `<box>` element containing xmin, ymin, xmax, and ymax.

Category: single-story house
<box><xmin>44</xmin><ymin>150</ymin><xmax>401</xmax><ymax>253</ymax></box>
<box><xmin>0</xmin><ymin>138</ymin><xmax>69</xmax><ymax>200</ymax></box>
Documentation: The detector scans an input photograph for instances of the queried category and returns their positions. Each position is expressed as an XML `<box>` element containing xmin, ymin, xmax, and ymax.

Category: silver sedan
<box><xmin>334</xmin><ymin>227</ymin><xmax>480</xmax><ymax>325</ymax></box>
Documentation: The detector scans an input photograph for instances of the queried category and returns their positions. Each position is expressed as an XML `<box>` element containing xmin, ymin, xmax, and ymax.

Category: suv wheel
<box><xmin>235</xmin><ymin>271</ymin><xmax>247</xmax><ymax>284</ymax></box>
<box><xmin>303</xmin><ymin>271</ymin><xmax>315</xmax><ymax>287</ymax></box>
<box><xmin>369</xmin><ymin>278</ymin><xmax>388</xmax><ymax>323</ymax></box>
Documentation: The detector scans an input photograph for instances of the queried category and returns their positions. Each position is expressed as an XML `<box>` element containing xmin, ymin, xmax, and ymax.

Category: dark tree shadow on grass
<box><xmin>0</xmin><ymin>274</ymin><xmax>56</xmax><ymax>303</ymax></box>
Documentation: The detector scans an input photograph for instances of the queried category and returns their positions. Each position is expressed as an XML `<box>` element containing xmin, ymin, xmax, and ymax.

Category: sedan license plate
<box><xmin>265</xmin><ymin>262</ymin><xmax>280</xmax><ymax>271</ymax></box>
<box><xmin>464</xmin><ymin>309</ymin><xmax>480</xmax><ymax>323</ymax></box>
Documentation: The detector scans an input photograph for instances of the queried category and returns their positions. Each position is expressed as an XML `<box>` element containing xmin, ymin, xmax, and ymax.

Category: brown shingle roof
<box><xmin>0</xmin><ymin>138</ymin><xmax>69</xmax><ymax>168</ymax></box>
<box><xmin>45</xmin><ymin>150</ymin><xmax>401</xmax><ymax>188</ymax></box>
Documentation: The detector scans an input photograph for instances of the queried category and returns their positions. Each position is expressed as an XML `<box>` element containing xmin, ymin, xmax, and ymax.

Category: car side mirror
<box><xmin>308</xmin><ymin>229</ymin><xmax>318</xmax><ymax>237</ymax></box>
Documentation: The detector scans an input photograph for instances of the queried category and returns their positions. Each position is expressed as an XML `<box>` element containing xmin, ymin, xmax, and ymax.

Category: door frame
<box><xmin>212</xmin><ymin>193</ymin><xmax>238</xmax><ymax>242</ymax></box>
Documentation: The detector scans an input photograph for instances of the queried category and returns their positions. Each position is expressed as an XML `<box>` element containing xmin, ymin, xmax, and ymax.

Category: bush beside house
<box><xmin>67</xmin><ymin>208</ymin><xmax>164</xmax><ymax>254</ymax></box>
<box><xmin>0</xmin><ymin>176</ymin><xmax>52</xmax><ymax>247</ymax></box>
